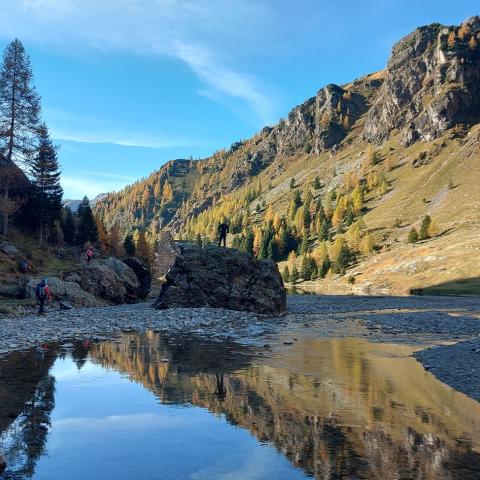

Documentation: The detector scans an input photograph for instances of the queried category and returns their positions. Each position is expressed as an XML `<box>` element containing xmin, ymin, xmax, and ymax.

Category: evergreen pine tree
<box><xmin>30</xmin><ymin>124</ymin><xmax>63</xmax><ymax>244</ymax></box>
<box><xmin>303</xmin><ymin>204</ymin><xmax>311</xmax><ymax>230</ymax></box>
<box><xmin>332</xmin><ymin>237</ymin><xmax>350</xmax><ymax>275</ymax></box>
<box><xmin>282</xmin><ymin>265</ymin><xmax>290</xmax><ymax>283</ymax></box>
<box><xmin>244</xmin><ymin>229</ymin><xmax>254</xmax><ymax>256</ymax></box>
<box><xmin>289</xmin><ymin>190</ymin><xmax>302</xmax><ymax>219</ymax></box>
<box><xmin>61</xmin><ymin>207</ymin><xmax>76</xmax><ymax>244</ymax></box>
<box><xmin>319</xmin><ymin>218</ymin><xmax>329</xmax><ymax>241</ymax></box>
<box><xmin>407</xmin><ymin>227</ymin><xmax>419</xmax><ymax>243</ymax></box>
<box><xmin>77</xmin><ymin>197</ymin><xmax>98</xmax><ymax>245</ymax></box>
<box><xmin>419</xmin><ymin>215</ymin><xmax>432</xmax><ymax>241</ymax></box>
<box><xmin>258</xmin><ymin>222</ymin><xmax>274</xmax><ymax>259</ymax></box>
<box><xmin>299</xmin><ymin>230</ymin><xmax>309</xmax><ymax>255</ymax></box>
<box><xmin>290</xmin><ymin>265</ymin><xmax>299</xmax><ymax>284</ymax></box>
<box><xmin>124</xmin><ymin>233</ymin><xmax>136</xmax><ymax>256</ymax></box>
<box><xmin>313</xmin><ymin>176</ymin><xmax>321</xmax><ymax>190</ymax></box>
<box><xmin>0</xmin><ymin>39</ymin><xmax>41</xmax><ymax>236</ymax></box>
<box><xmin>301</xmin><ymin>254</ymin><xmax>317</xmax><ymax>280</ymax></box>
<box><xmin>318</xmin><ymin>253</ymin><xmax>331</xmax><ymax>278</ymax></box>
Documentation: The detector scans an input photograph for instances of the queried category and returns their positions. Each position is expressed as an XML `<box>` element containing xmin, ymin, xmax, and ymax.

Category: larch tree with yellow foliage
<box><xmin>95</xmin><ymin>214</ymin><xmax>109</xmax><ymax>254</ymax></box>
<box><xmin>448</xmin><ymin>31</ymin><xmax>456</xmax><ymax>48</ymax></box>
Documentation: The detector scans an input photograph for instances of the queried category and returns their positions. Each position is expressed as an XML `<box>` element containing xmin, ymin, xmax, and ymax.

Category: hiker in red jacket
<box><xmin>35</xmin><ymin>278</ymin><xmax>52</xmax><ymax>315</ymax></box>
<box><xmin>86</xmin><ymin>246</ymin><xmax>94</xmax><ymax>264</ymax></box>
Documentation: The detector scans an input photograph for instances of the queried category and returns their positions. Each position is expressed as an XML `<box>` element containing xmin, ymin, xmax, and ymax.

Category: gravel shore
<box><xmin>1</xmin><ymin>294</ymin><xmax>479</xmax><ymax>400</ymax></box>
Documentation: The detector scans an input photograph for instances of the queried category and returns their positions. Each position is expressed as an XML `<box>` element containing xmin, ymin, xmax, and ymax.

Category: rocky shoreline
<box><xmin>0</xmin><ymin>294</ymin><xmax>479</xmax><ymax>401</ymax></box>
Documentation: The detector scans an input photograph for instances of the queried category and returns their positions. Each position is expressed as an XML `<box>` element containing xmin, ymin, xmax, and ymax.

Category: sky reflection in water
<box><xmin>1</xmin><ymin>333</ymin><xmax>480</xmax><ymax>479</ymax></box>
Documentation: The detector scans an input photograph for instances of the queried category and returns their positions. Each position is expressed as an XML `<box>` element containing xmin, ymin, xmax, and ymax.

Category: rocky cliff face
<box><xmin>364</xmin><ymin>17</ymin><xmax>480</xmax><ymax>145</ymax></box>
<box><xmin>95</xmin><ymin>17</ymin><xmax>480</xmax><ymax>252</ymax></box>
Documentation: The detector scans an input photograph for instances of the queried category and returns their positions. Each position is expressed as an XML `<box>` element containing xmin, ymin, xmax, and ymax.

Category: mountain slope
<box><xmin>95</xmin><ymin>17</ymin><xmax>480</xmax><ymax>295</ymax></box>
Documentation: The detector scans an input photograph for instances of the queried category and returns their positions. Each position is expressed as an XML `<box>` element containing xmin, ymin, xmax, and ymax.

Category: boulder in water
<box><xmin>154</xmin><ymin>244</ymin><xmax>286</xmax><ymax>316</ymax></box>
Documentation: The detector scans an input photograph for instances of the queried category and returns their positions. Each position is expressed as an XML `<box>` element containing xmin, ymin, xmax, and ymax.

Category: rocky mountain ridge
<box><xmin>95</xmin><ymin>17</ymin><xmax>480</xmax><ymax>294</ymax></box>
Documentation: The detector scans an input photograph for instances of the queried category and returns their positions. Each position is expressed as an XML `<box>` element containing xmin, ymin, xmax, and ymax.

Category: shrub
<box><xmin>407</xmin><ymin>227</ymin><xmax>419</xmax><ymax>243</ymax></box>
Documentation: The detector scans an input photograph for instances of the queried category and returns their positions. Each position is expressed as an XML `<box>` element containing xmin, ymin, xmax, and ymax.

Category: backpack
<box><xmin>36</xmin><ymin>284</ymin><xmax>46</xmax><ymax>299</ymax></box>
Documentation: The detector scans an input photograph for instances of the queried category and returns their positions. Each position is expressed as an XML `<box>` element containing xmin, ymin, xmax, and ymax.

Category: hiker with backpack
<box><xmin>86</xmin><ymin>246</ymin><xmax>94</xmax><ymax>264</ymax></box>
<box><xmin>35</xmin><ymin>278</ymin><xmax>52</xmax><ymax>315</ymax></box>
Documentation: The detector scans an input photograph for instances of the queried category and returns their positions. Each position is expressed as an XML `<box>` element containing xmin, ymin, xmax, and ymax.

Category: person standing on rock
<box><xmin>35</xmin><ymin>278</ymin><xmax>52</xmax><ymax>315</ymax></box>
<box><xmin>218</xmin><ymin>222</ymin><xmax>229</xmax><ymax>247</ymax></box>
<box><xmin>86</xmin><ymin>246</ymin><xmax>94</xmax><ymax>264</ymax></box>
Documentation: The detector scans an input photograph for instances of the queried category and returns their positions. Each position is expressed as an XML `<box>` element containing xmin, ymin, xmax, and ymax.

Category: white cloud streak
<box><xmin>0</xmin><ymin>0</ymin><xmax>276</xmax><ymax>125</ymax></box>
<box><xmin>62</xmin><ymin>173</ymin><xmax>132</xmax><ymax>198</ymax></box>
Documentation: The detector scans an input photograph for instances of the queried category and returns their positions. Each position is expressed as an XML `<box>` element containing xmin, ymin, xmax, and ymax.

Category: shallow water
<box><xmin>1</xmin><ymin>332</ymin><xmax>480</xmax><ymax>479</ymax></box>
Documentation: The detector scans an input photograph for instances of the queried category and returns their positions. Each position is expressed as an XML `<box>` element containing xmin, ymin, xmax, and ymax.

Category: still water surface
<box><xmin>1</xmin><ymin>332</ymin><xmax>479</xmax><ymax>479</ymax></box>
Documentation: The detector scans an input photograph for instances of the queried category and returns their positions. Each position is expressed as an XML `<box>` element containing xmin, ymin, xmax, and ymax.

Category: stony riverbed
<box><xmin>1</xmin><ymin>294</ymin><xmax>480</xmax><ymax>401</ymax></box>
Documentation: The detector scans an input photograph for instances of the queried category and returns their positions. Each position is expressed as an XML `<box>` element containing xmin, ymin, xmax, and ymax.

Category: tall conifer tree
<box><xmin>77</xmin><ymin>197</ymin><xmax>98</xmax><ymax>245</ymax></box>
<box><xmin>0</xmin><ymin>39</ymin><xmax>41</xmax><ymax>235</ymax></box>
<box><xmin>30</xmin><ymin>124</ymin><xmax>63</xmax><ymax>244</ymax></box>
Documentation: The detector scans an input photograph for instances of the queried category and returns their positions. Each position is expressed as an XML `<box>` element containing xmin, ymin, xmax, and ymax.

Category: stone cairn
<box><xmin>155</xmin><ymin>230</ymin><xmax>179</xmax><ymax>279</ymax></box>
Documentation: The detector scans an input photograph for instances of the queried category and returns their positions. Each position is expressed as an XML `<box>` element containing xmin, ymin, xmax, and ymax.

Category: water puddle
<box><xmin>1</xmin><ymin>332</ymin><xmax>479</xmax><ymax>479</ymax></box>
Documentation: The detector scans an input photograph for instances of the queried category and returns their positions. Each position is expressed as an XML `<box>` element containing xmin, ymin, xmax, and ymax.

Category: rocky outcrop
<box><xmin>122</xmin><ymin>257</ymin><xmax>151</xmax><ymax>299</ymax></box>
<box><xmin>155</xmin><ymin>231</ymin><xmax>178</xmax><ymax>278</ymax></box>
<box><xmin>364</xmin><ymin>17</ymin><xmax>480</xmax><ymax>145</ymax></box>
<box><xmin>68</xmin><ymin>259</ymin><xmax>139</xmax><ymax>304</ymax></box>
<box><xmin>154</xmin><ymin>244</ymin><xmax>286</xmax><ymax>316</ymax></box>
<box><xmin>26</xmin><ymin>277</ymin><xmax>104</xmax><ymax>308</ymax></box>
<box><xmin>0</xmin><ymin>242</ymin><xmax>20</xmax><ymax>257</ymax></box>
<box><xmin>103</xmin><ymin>257</ymin><xmax>140</xmax><ymax>298</ymax></box>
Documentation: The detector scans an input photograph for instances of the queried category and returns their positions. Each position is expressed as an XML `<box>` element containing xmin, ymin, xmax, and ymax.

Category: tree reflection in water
<box><xmin>1</xmin><ymin>333</ymin><xmax>480</xmax><ymax>479</ymax></box>
<box><xmin>90</xmin><ymin>333</ymin><xmax>480</xmax><ymax>480</ymax></box>
<box><xmin>0</xmin><ymin>348</ymin><xmax>59</xmax><ymax>478</ymax></box>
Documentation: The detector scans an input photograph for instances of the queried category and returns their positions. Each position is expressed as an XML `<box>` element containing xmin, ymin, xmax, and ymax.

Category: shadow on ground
<box><xmin>410</xmin><ymin>277</ymin><xmax>480</xmax><ymax>296</ymax></box>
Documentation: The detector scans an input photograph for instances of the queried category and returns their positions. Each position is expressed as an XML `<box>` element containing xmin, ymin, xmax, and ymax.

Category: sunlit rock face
<box><xmin>154</xmin><ymin>243</ymin><xmax>286</xmax><ymax>316</ymax></box>
<box><xmin>364</xmin><ymin>17</ymin><xmax>480</xmax><ymax>145</ymax></box>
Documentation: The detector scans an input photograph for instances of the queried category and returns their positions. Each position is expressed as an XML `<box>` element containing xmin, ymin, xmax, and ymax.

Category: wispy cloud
<box><xmin>51</xmin><ymin>129</ymin><xmax>188</xmax><ymax>149</ymax></box>
<box><xmin>0</xmin><ymin>0</ymin><xmax>277</xmax><ymax>125</ymax></box>
<box><xmin>44</xmin><ymin>108</ymin><xmax>202</xmax><ymax>149</ymax></box>
<box><xmin>62</xmin><ymin>173</ymin><xmax>132</xmax><ymax>198</ymax></box>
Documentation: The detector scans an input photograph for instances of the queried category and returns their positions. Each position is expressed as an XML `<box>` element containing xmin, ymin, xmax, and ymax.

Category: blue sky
<box><xmin>0</xmin><ymin>1</ymin><xmax>476</xmax><ymax>199</ymax></box>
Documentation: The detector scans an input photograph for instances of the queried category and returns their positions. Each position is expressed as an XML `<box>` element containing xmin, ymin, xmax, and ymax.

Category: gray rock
<box><xmin>122</xmin><ymin>257</ymin><xmax>152</xmax><ymax>299</ymax></box>
<box><xmin>69</xmin><ymin>263</ymin><xmax>131</xmax><ymax>304</ymax></box>
<box><xmin>59</xmin><ymin>300</ymin><xmax>74</xmax><ymax>310</ymax></box>
<box><xmin>66</xmin><ymin>258</ymin><xmax>145</xmax><ymax>304</ymax></box>
<box><xmin>26</xmin><ymin>277</ymin><xmax>104</xmax><ymax>308</ymax></box>
<box><xmin>154</xmin><ymin>244</ymin><xmax>286</xmax><ymax>316</ymax></box>
<box><xmin>103</xmin><ymin>257</ymin><xmax>140</xmax><ymax>298</ymax></box>
<box><xmin>364</xmin><ymin>17</ymin><xmax>480</xmax><ymax>145</ymax></box>
<box><xmin>0</xmin><ymin>242</ymin><xmax>19</xmax><ymax>256</ymax></box>
<box><xmin>64</xmin><ymin>272</ymin><xmax>81</xmax><ymax>283</ymax></box>
<box><xmin>0</xmin><ymin>277</ymin><xmax>27</xmax><ymax>298</ymax></box>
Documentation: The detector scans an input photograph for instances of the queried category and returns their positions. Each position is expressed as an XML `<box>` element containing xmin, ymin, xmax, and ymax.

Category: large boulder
<box><xmin>0</xmin><ymin>277</ymin><xmax>28</xmax><ymax>299</ymax></box>
<box><xmin>154</xmin><ymin>244</ymin><xmax>286</xmax><ymax>316</ymax></box>
<box><xmin>103</xmin><ymin>257</ymin><xmax>140</xmax><ymax>298</ymax></box>
<box><xmin>122</xmin><ymin>257</ymin><xmax>151</xmax><ymax>299</ymax></box>
<box><xmin>26</xmin><ymin>277</ymin><xmax>104</xmax><ymax>308</ymax></box>
<box><xmin>0</xmin><ymin>242</ymin><xmax>20</xmax><ymax>257</ymax></box>
<box><xmin>68</xmin><ymin>262</ymin><xmax>134</xmax><ymax>304</ymax></box>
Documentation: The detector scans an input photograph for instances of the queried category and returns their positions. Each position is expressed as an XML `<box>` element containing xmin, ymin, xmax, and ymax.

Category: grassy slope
<box><xmin>238</xmin><ymin>118</ymin><xmax>480</xmax><ymax>295</ymax></box>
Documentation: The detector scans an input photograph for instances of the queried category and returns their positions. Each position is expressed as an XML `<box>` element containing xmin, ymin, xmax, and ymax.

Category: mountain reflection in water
<box><xmin>1</xmin><ymin>332</ymin><xmax>480</xmax><ymax>479</ymax></box>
